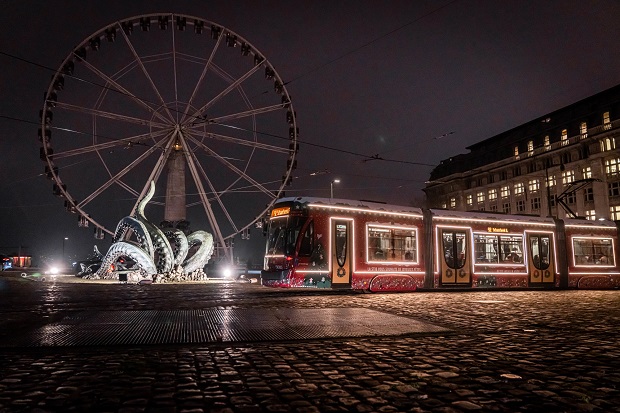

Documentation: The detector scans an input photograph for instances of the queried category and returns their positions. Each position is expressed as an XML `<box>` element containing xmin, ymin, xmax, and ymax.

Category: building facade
<box><xmin>425</xmin><ymin>85</ymin><xmax>620</xmax><ymax>221</ymax></box>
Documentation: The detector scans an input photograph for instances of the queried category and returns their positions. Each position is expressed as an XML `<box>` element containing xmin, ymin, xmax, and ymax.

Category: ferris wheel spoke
<box><xmin>130</xmin><ymin>135</ymin><xmax>179</xmax><ymax>215</ymax></box>
<box><xmin>171</xmin><ymin>15</ymin><xmax>180</xmax><ymax>123</ymax></box>
<box><xmin>52</xmin><ymin>129</ymin><xmax>169</xmax><ymax>159</ymax></box>
<box><xmin>117</xmin><ymin>22</ymin><xmax>175</xmax><ymax>122</ymax></box>
<box><xmin>181</xmin><ymin>137</ymin><xmax>229</xmax><ymax>252</ymax></box>
<box><xmin>179</xmin><ymin>34</ymin><xmax>224</xmax><ymax>125</ymax></box>
<box><xmin>55</xmin><ymin>101</ymin><xmax>169</xmax><ymax>129</ymax></box>
<box><xmin>77</xmin><ymin>143</ymin><xmax>163</xmax><ymax>209</ymax></box>
<box><xmin>186</xmin><ymin>135</ymin><xmax>276</xmax><ymax>198</ymax></box>
<box><xmin>188</xmin><ymin>63</ymin><xmax>262</xmax><ymax>122</ymax></box>
<box><xmin>187</xmin><ymin>129</ymin><xmax>289</xmax><ymax>154</ymax></box>
<box><xmin>198</xmin><ymin>103</ymin><xmax>287</xmax><ymax>125</ymax></box>
<box><xmin>76</xmin><ymin>58</ymin><xmax>170</xmax><ymax>125</ymax></box>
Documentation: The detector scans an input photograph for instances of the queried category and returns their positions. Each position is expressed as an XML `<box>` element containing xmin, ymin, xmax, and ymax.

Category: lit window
<box><xmin>603</xmin><ymin>111</ymin><xmax>611</xmax><ymax>130</ymax></box>
<box><xmin>442</xmin><ymin>202</ymin><xmax>447</xmax><ymax>209</ymax></box>
<box><xmin>514</xmin><ymin>146</ymin><xmax>519</xmax><ymax>159</ymax></box>
<box><xmin>605</xmin><ymin>158</ymin><xmax>620</xmax><ymax>177</ymax></box>
<box><xmin>611</xmin><ymin>205</ymin><xmax>620</xmax><ymax>220</ymax></box>
<box><xmin>467</xmin><ymin>194</ymin><xmax>473</xmax><ymax>206</ymax></box>
<box><xmin>528</xmin><ymin>140</ymin><xmax>534</xmax><ymax>156</ymax></box>
<box><xmin>501</xmin><ymin>185</ymin><xmax>510</xmax><ymax>198</ymax></box>
<box><xmin>573</xmin><ymin>237</ymin><xmax>614</xmax><ymax>266</ymax></box>
<box><xmin>582</xmin><ymin>167</ymin><xmax>592</xmax><ymax>179</ymax></box>
<box><xmin>477</xmin><ymin>191</ymin><xmax>485</xmax><ymax>204</ymax></box>
<box><xmin>544</xmin><ymin>135</ymin><xmax>551</xmax><ymax>151</ymax></box>
<box><xmin>546</xmin><ymin>174</ymin><xmax>556</xmax><ymax>187</ymax></box>
<box><xmin>561</xmin><ymin>129</ymin><xmax>568</xmax><ymax>146</ymax></box>
<box><xmin>562</xmin><ymin>170</ymin><xmax>575</xmax><ymax>184</ymax></box>
<box><xmin>528</xmin><ymin>179</ymin><xmax>540</xmax><ymax>193</ymax></box>
<box><xmin>585</xmin><ymin>210</ymin><xmax>596</xmax><ymax>221</ymax></box>
<box><xmin>450</xmin><ymin>197</ymin><xmax>456</xmax><ymax>208</ymax></box>
<box><xmin>580</xmin><ymin>122</ymin><xmax>587</xmax><ymax>138</ymax></box>
<box><xmin>367</xmin><ymin>225</ymin><xmax>417</xmax><ymax>262</ymax></box>
<box><xmin>601</xmin><ymin>137</ymin><xmax>616</xmax><ymax>152</ymax></box>
<box><xmin>514</xmin><ymin>182</ymin><xmax>524</xmax><ymax>195</ymax></box>
<box><xmin>488</xmin><ymin>188</ymin><xmax>497</xmax><ymax>200</ymax></box>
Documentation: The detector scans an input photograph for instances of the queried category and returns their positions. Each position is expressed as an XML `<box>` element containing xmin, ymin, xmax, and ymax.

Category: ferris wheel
<box><xmin>38</xmin><ymin>13</ymin><xmax>299</xmax><ymax>260</ymax></box>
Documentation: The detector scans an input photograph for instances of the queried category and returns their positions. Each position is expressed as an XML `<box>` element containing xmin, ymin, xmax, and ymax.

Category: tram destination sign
<box><xmin>487</xmin><ymin>227</ymin><xmax>509</xmax><ymax>233</ymax></box>
<box><xmin>271</xmin><ymin>207</ymin><xmax>291</xmax><ymax>217</ymax></box>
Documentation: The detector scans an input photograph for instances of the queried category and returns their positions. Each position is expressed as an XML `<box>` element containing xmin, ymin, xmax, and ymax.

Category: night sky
<box><xmin>2</xmin><ymin>0</ymin><xmax>620</xmax><ymax>266</ymax></box>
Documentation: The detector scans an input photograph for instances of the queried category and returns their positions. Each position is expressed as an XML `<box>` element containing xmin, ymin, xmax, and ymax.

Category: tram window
<box><xmin>367</xmin><ymin>226</ymin><xmax>417</xmax><ymax>262</ymax></box>
<box><xmin>266</xmin><ymin>216</ymin><xmax>306</xmax><ymax>256</ymax></box>
<box><xmin>500</xmin><ymin>235</ymin><xmax>523</xmax><ymax>263</ymax></box>
<box><xmin>473</xmin><ymin>234</ymin><xmax>523</xmax><ymax>264</ymax></box>
<box><xmin>573</xmin><ymin>238</ymin><xmax>615</xmax><ymax>266</ymax></box>
<box><xmin>442</xmin><ymin>231</ymin><xmax>466</xmax><ymax>269</ymax></box>
<box><xmin>299</xmin><ymin>221</ymin><xmax>314</xmax><ymax>257</ymax></box>
<box><xmin>529</xmin><ymin>236</ymin><xmax>550</xmax><ymax>270</ymax></box>
<box><xmin>474</xmin><ymin>234</ymin><xmax>500</xmax><ymax>263</ymax></box>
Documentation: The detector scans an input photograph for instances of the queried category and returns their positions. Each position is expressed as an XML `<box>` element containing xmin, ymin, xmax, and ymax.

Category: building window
<box><xmin>528</xmin><ymin>140</ymin><xmax>534</xmax><ymax>156</ymax></box>
<box><xmin>513</xmin><ymin>166</ymin><xmax>521</xmax><ymax>177</ymax></box>
<box><xmin>501</xmin><ymin>185</ymin><xmax>510</xmax><ymax>198</ymax></box>
<box><xmin>585</xmin><ymin>210</ymin><xmax>596</xmax><ymax>221</ymax></box>
<box><xmin>450</xmin><ymin>197</ymin><xmax>456</xmax><ymax>208</ymax></box>
<box><xmin>580</xmin><ymin>122</ymin><xmax>587</xmax><ymax>138</ymax></box>
<box><xmin>477</xmin><ymin>191</ymin><xmax>485</xmax><ymax>204</ymax></box>
<box><xmin>442</xmin><ymin>202</ymin><xmax>447</xmax><ymax>209</ymax></box>
<box><xmin>585</xmin><ymin>187</ymin><xmax>594</xmax><ymax>202</ymax></box>
<box><xmin>605</xmin><ymin>158</ymin><xmax>620</xmax><ymax>177</ymax></box>
<box><xmin>546</xmin><ymin>174</ymin><xmax>556</xmax><ymax>187</ymax></box>
<box><xmin>531</xmin><ymin>197</ymin><xmax>540</xmax><ymax>211</ymax></box>
<box><xmin>489</xmin><ymin>174</ymin><xmax>495</xmax><ymax>183</ymax></box>
<box><xmin>544</xmin><ymin>135</ymin><xmax>551</xmax><ymax>151</ymax></box>
<box><xmin>490</xmin><ymin>204</ymin><xmax>498</xmax><ymax>212</ymax></box>
<box><xmin>488</xmin><ymin>188</ymin><xmax>498</xmax><ymax>200</ymax></box>
<box><xmin>516</xmin><ymin>199</ymin><xmax>525</xmax><ymax>212</ymax></box>
<box><xmin>609</xmin><ymin>182</ymin><xmax>620</xmax><ymax>197</ymax></box>
<box><xmin>466</xmin><ymin>194</ymin><xmax>473</xmax><ymax>206</ymax></box>
<box><xmin>601</xmin><ymin>137</ymin><xmax>616</xmax><ymax>152</ymax></box>
<box><xmin>562</xmin><ymin>170</ymin><xmax>575</xmax><ymax>184</ymax></box>
<box><xmin>528</xmin><ymin>179</ymin><xmax>540</xmax><ymax>193</ymax></box>
<box><xmin>514</xmin><ymin>146</ymin><xmax>520</xmax><ymax>159</ymax></box>
<box><xmin>603</xmin><ymin>111</ymin><xmax>611</xmax><ymax>130</ymax></box>
<box><xmin>500</xmin><ymin>171</ymin><xmax>508</xmax><ymax>181</ymax></box>
<box><xmin>611</xmin><ymin>205</ymin><xmax>620</xmax><ymax>220</ymax></box>
<box><xmin>567</xmin><ymin>192</ymin><xmax>576</xmax><ymax>204</ymax></box>
<box><xmin>582</xmin><ymin>166</ymin><xmax>592</xmax><ymax>179</ymax></box>
<box><xmin>514</xmin><ymin>182</ymin><xmax>525</xmax><ymax>195</ymax></box>
<box><xmin>502</xmin><ymin>203</ymin><xmax>511</xmax><ymax>214</ymax></box>
<box><xmin>561</xmin><ymin>129</ymin><xmax>568</xmax><ymax>146</ymax></box>
<box><xmin>550</xmin><ymin>196</ymin><xmax>556</xmax><ymax>207</ymax></box>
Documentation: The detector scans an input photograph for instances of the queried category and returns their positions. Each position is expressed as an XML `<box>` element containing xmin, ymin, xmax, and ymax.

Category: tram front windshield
<box><xmin>266</xmin><ymin>216</ymin><xmax>306</xmax><ymax>256</ymax></box>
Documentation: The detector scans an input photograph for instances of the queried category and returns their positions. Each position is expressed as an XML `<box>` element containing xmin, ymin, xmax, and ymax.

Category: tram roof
<box><xmin>275</xmin><ymin>197</ymin><xmax>424</xmax><ymax>216</ymax></box>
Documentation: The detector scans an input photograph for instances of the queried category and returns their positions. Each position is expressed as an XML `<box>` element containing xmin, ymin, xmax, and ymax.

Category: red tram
<box><xmin>261</xmin><ymin>197</ymin><xmax>620</xmax><ymax>291</ymax></box>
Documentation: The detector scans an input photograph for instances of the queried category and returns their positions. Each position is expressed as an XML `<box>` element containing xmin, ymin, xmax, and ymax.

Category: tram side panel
<box><xmin>563</xmin><ymin>220</ymin><xmax>620</xmax><ymax>289</ymax></box>
<box><xmin>428</xmin><ymin>210</ymin><xmax>559</xmax><ymax>289</ymax></box>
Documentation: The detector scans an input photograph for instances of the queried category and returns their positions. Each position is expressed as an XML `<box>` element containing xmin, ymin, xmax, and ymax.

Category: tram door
<box><xmin>527</xmin><ymin>234</ymin><xmax>555</xmax><ymax>284</ymax></box>
<box><xmin>440</xmin><ymin>229</ymin><xmax>472</xmax><ymax>285</ymax></box>
<box><xmin>331</xmin><ymin>219</ymin><xmax>352</xmax><ymax>288</ymax></box>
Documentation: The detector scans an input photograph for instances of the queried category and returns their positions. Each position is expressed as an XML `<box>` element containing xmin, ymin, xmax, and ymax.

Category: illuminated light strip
<box><xmin>474</xmin><ymin>263</ymin><xmax>526</xmax><ymax>267</ymax></box>
<box><xmin>524</xmin><ymin>230</ymin><xmax>558</xmax><ymax>269</ymax></box>
<box><xmin>265</xmin><ymin>254</ymin><xmax>286</xmax><ymax>259</ymax></box>
<box><xmin>328</xmin><ymin>216</ymin><xmax>356</xmax><ymax>276</ymax></box>
<box><xmin>473</xmin><ymin>272</ymin><xmax>529</xmax><ymax>276</ymax></box>
<box><xmin>310</xmin><ymin>203</ymin><xmax>423</xmax><ymax>218</ymax></box>
<box><xmin>565</xmin><ymin>224</ymin><xmax>617</xmax><ymax>230</ymax></box>
<box><xmin>366</xmin><ymin>223</ymin><xmax>420</xmax><ymax>265</ymax></box>
<box><xmin>569</xmin><ymin>272</ymin><xmax>620</xmax><ymax>275</ymax></box>
<box><xmin>269</xmin><ymin>215</ymin><xmax>288</xmax><ymax>221</ymax></box>
<box><xmin>295</xmin><ymin>270</ymin><xmax>331</xmax><ymax>274</ymax></box>
<box><xmin>433</xmin><ymin>215</ymin><xmax>555</xmax><ymax>227</ymax></box>
<box><xmin>354</xmin><ymin>271</ymin><xmax>425</xmax><ymax>275</ymax></box>
<box><xmin>570</xmin><ymin>236</ymin><xmax>616</xmax><ymax>268</ymax></box>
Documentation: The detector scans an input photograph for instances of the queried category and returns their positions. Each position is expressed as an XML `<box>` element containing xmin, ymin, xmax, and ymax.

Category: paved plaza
<box><xmin>0</xmin><ymin>273</ymin><xmax>619</xmax><ymax>412</ymax></box>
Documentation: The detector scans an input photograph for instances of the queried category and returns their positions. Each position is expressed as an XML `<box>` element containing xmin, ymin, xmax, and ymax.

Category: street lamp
<box><xmin>330</xmin><ymin>179</ymin><xmax>340</xmax><ymax>200</ymax></box>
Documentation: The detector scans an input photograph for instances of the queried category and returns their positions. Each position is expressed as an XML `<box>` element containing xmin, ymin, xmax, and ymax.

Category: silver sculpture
<box><xmin>86</xmin><ymin>181</ymin><xmax>214</xmax><ymax>283</ymax></box>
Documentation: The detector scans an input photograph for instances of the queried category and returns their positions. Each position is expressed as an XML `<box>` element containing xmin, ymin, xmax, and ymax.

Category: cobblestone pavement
<box><xmin>0</xmin><ymin>273</ymin><xmax>619</xmax><ymax>412</ymax></box>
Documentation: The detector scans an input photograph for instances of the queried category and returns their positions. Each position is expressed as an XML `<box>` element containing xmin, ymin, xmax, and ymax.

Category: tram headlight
<box><xmin>222</xmin><ymin>267</ymin><xmax>233</xmax><ymax>278</ymax></box>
